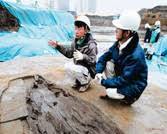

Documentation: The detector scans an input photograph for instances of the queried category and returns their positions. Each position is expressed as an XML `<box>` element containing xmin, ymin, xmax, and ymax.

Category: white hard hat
<box><xmin>145</xmin><ymin>23</ymin><xmax>151</xmax><ymax>29</ymax></box>
<box><xmin>112</xmin><ymin>10</ymin><xmax>141</xmax><ymax>31</ymax></box>
<box><xmin>75</xmin><ymin>15</ymin><xmax>91</xmax><ymax>30</ymax></box>
<box><xmin>155</xmin><ymin>20</ymin><xmax>161</xmax><ymax>27</ymax></box>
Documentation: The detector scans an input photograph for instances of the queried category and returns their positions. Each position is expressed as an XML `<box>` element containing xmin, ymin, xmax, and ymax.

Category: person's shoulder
<box><xmin>132</xmin><ymin>44</ymin><xmax>145</xmax><ymax>59</ymax></box>
<box><xmin>87</xmin><ymin>34</ymin><xmax>97</xmax><ymax>48</ymax></box>
<box><xmin>88</xmin><ymin>41</ymin><xmax>97</xmax><ymax>51</ymax></box>
<box><xmin>108</xmin><ymin>41</ymin><xmax>118</xmax><ymax>51</ymax></box>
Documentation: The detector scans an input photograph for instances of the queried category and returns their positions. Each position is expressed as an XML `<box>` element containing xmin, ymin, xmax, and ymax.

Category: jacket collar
<box><xmin>119</xmin><ymin>37</ymin><xmax>132</xmax><ymax>54</ymax></box>
<box><xmin>75</xmin><ymin>33</ymin><xmax>96</xmax><ymax>49</ymax></box>
<box><xmin>115</xmin><ymin>32</ymin><xmax>139</xmax><ymax>55</ymax></box>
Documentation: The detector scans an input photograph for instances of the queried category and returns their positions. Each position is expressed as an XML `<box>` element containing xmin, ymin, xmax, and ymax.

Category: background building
<box><xmin>56</xmin><ymin>0</ymin><xmax>70</xmax><ymax>11</ymax></box>
<box><xmin>4</xmin><ymin>0</ymin><xmax>97</xmax><ymax>14</ymax></box>
<box><xmin>88</xmin><ymin>0</ymin><xmax>96</xmax><ymax>13</ymax></box>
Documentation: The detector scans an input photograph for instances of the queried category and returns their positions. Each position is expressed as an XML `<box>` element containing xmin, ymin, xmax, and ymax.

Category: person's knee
<box><xmin>121</xmin><ymin>96</ymin><xmax>137</xmax><ymax>105</ymax></box>
<box><xmin>104</xmin><ymin>61</ymin><xmax>115</xmax><ymax>78</ymax></box>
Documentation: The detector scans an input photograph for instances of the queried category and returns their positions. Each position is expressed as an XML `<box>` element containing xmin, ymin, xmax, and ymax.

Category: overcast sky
<box><xmin>96</xmin><ymin>0</ymin><xmax>167</xmax><ymax>14</ymax></box>
<box><xmin>4</xmin><ymin>0</ymin><xmax>167</xmax><ymax>15</ymax></box>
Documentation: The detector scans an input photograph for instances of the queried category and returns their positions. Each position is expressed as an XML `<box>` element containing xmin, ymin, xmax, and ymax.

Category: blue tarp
<box><xmin>154</xmin><ymin>35</ymin><xmax>167</xmax><ymax>56</ymax></box>
<box><xmin>146</xmin><ymin>35</ymin><xmax>167</xmax><ymax>74</ymax></box>
<box><xmin>0</xmin><ymin>0</ymin><xmax>74</xmax><ymax>61</ymax></box>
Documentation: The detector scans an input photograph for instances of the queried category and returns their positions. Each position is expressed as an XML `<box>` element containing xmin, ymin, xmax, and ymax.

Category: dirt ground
<box><xmin>0</xmin><ymin>56</ymin><xmax>167</xmax><ymax>134</ymax></box>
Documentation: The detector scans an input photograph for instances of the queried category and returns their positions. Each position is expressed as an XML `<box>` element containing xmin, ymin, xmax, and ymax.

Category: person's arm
<box><xmin>48</xmin><ymin>40</ymin><xmax>74</xmax><ymax>58</ymax></box>
<box><xmin>96</xmin><ymin>47</ymin><xmax>113</xmax><ymax>73</ymax></box>
<box><xmin>101</xmin><ymin>57</ymin><xmax>144</xmax><ymax>88</ymax></box>
<box><xmin>57</xmin><ymin>44</ymin><xmax>74</xmax><ymax>58</ymax></box>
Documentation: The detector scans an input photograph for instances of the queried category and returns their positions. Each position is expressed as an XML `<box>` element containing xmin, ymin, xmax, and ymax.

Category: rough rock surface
<box><xmin>26</xmin><ymin>75</ymin><xmax>123</xmax><ymax>134</ymax></box>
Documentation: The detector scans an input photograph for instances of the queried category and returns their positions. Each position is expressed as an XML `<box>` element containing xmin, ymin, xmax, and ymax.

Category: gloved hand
<box><xmin>73</xmin><ymin>50</ymin><xmax>84</xmax><ymax>61</ymax></box>
<box><xmin>95</xmin><ymin>73</ymin><xmax>103</xmax><ymax>84</ymax></box>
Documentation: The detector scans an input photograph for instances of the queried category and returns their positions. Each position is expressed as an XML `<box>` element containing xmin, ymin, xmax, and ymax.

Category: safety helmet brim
<box><xmin>112</xmin><ymin>19</ymin><xmax>128</xmax><ymax>30</ymax></box>
<box><xmin>75</xmin><ymin>15</ymin><xmax>91</xmax><ymax>31</ymax></box>
<box><xmin>112</xmin><ymin>10</ymin><xmax>141</xmax><ymax>31</ymax></box>
<box><xmin>75</xmin><ymin>20</ymin><xmax>90</xmax><ymax>31</ymax></box>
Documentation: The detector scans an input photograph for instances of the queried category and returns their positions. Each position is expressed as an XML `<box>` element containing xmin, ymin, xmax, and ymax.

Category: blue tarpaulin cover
<box><xmin>146</xmin><ymin>35</ymin><xmax>167</xmax><ymax>90</ymax></box>
<box><xmin>147</xmin><ymin>35</ymin><xmax>167</xmax><ymax>73</ymax></box>
<box><xmin>0</xmin><ymin>0</ymin><xmax>74</xmax><ymax>61</ymax></box>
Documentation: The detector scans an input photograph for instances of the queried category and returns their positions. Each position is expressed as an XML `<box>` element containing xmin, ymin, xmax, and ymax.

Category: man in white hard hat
<box><xmin>48</xmin><ymin>15</ymin><xmax>97</xmax><ymax>92</ymax></box>
<box><xmin>95</xmin><ymin>11</ymin><xmax>148</xmax><ymax>105</ymax></box>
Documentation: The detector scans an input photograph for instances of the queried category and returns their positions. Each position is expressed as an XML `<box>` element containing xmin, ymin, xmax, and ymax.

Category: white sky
<box><xmin>96</xmin><ymin>0</ymin><xmax>167</xmax><ymax>14</ymax></box>
<box><xmin>4</xmin><ymin>0</ymin><xmax>167</xmax><ymax>15</ymax></box>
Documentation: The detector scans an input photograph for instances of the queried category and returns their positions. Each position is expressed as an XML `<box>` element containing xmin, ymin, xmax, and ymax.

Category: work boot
<box><xmin>72</xmin><ymin>83</ymin><xmax>79</xmax><ymax>88</ymax></box>
<box><xmin>78</xmin><ymin>83</ymin><xmax>90</xmax><ymax>92</ymax></box>
<box><xmin>106</xmin><ymin>88</ymin><xmax>125</xmax><ymax>99</ymax></box>
<box><xmin>71</xmin><ymin>79</ymin><xmax>80</xmax><ymax>88</ymax></box>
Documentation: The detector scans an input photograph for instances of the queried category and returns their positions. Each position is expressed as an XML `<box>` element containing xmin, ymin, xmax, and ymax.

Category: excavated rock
<box><xmin>0</xmin><ymin>75</ymin><xmax>123</xmax><ymax>134</ymax></box>
<box><xmin>27</xmin><ymin>75</ymin><xmax>123</xmax><ymax>134</ymax></box>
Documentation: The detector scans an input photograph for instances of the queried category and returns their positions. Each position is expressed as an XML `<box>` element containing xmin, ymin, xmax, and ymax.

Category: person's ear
<box><xmin>84</xmin><ymin>28</ymin><xmax>88</xmax><ymax>34</ymax></box>
<box><xmin>125</xmin><ymin>31</ymin><xmax>131</xmax><ymax>38</ymax></box>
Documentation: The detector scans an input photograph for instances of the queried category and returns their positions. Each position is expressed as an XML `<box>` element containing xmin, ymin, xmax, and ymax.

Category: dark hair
<box><xmin>75</xmin><ymin>21</ymin><xmax>89</xmax><ymax>31</ymax></box>
<box><xmin>123</xmin><ymin>30</ymin><xmax>136</xmax><ymax>37</ymax></box>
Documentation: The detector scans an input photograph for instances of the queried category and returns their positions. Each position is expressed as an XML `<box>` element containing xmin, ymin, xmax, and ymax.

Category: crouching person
<box><xmin>95</xmin><ymin>11</ymin><xmax>148</xmax><ymax>105</ymax></box>
<box><xmin>48</xmin><ymin>15</ymin><xmax>98</xmax><ymax>92</ymax></box>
